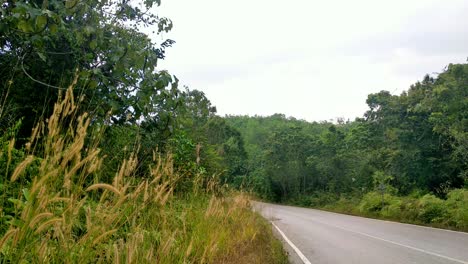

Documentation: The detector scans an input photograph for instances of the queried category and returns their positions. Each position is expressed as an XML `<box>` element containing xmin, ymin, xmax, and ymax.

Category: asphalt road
<box><xmin>255</xmin><ymin>202</ymin><xmax>468</xmax><ymax>264</ymax></box>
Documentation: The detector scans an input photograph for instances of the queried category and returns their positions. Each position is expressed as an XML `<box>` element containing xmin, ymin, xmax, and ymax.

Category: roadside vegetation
<box><xmin>227</xmin><ymin>63</ymin><xmax>468</xmax><ymax>232</ymax></box>
<box><xmin>289</xmin><ymin>189</ymin><xmax>468</xmax><ymax>231</ymax></box>
<box><xmin>0</xmin><ymin>0</ymin><xmax>287</xmax><ymax>262</ymax></box>
<box><xmin>0</xmin><ymin>85</ymin><xmax>287</xmax><ymax>263</ymax></box>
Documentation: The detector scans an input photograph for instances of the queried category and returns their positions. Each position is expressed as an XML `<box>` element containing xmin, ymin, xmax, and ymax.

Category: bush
<box><xmin>308</xmin><ymin>192</ymin><xmax>339</xmax><ymax>207</ymax></box>
<box><xmin>445</xmin><ymin>189</ymin><xmax>468</xmax><ymax>229</ymax></box>
<box><xmin>359</xmin><ymin>192</ymin><xmax>386</xmax><ymax>213</ymax></box>
<box><xmin>288</xmin><ymin>195</ymin><xmax>312</xmax><ymax>207</ymax></box>
<box><xmin>381</xmin><ymin>197</ymin><xmax>402</xmax><ymax>218</ymax></box>
<box><xmin>396</xmin><ymin>197</ymin><xmax>419</xmax><ymax>222</ymax></box>
<box><xmin>417</xmin><ymin>194</ymin><xmax>447</xmax><ymax>224</ymax></box>
<box><xmin>325</xmin><ymin>196</ymin><xmax>360</xmax><ymax>214</ymax></box>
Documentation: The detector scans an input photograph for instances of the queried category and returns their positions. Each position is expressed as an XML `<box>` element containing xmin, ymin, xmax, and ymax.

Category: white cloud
<box><xmin>152</xmin><ymin>0</ymin><xmax>468</xmax><ymax>121</ymax></box>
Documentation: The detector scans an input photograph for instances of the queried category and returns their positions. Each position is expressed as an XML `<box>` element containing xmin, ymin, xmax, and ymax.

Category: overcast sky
<box><xmin>153</xmin><ymin>0</ymin><xmax>468</xmax><ymax>122</ymax></box>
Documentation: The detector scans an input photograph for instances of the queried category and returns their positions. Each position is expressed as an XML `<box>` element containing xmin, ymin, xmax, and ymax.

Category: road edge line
<box><xmin>271</xmin><ymin>222</ymin><xmax>312</xmax><ymax>264</ymax></box>
<box><xmin>312</xmin><ymin>219</ymin><xmax>468</xmax><ymax>264</ymax></box>
<box><xmin>264</xmin><ymin>202</ymin><xmax>467</xmax><ymax>235</ymax></box>
<box><xmin>310</xmin><ymin>207</ymin><xmax>468</xmax><ymax>235</ymax></box>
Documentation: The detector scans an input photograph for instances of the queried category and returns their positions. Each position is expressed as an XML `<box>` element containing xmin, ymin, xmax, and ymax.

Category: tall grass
<box><xmin>0</xmin><ymin>84</ymin><xmax>287</xmax><ymax>263</ymax></box>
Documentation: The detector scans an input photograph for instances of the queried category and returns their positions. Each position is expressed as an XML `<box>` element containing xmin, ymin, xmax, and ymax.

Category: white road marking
<box><xmin>309</xmin><ymin>217</ymin><xmax>468</xmax><ymax>264</ymax></box>
<box><xmin>305</xmin><ymin>207</ymin><xmax>468</xmax><ymax>235</ymax></box>
<box><xmin>378</xmin><ymin>218</ymin><xmax>468</xmax><ymax>235</ymax></box>
<box><xmin>271</xmin><ymin>221</ymin><xmax>312</xmax><ymax>264</ymax></box>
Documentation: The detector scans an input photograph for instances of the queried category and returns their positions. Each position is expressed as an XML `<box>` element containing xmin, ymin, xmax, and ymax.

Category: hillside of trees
<box><xmin>225</xmin><ymin>64</ymin><xmax>468</xmax><ymax>230</ymax></box>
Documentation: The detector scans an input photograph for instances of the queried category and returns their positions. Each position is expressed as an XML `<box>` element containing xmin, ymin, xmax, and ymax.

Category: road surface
<box><xmin>255</xmin><ymin>202</ymin><xmax>468</xmax><ymax>264</ymax></box>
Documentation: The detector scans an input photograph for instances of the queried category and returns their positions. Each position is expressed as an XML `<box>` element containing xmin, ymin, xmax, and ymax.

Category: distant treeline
<box><xmin>225</xmin><ymin>63</ymin><xmax>467</xmax><ymax>202</ymax></box>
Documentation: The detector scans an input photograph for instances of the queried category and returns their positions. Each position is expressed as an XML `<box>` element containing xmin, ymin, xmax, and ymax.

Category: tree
<box><xmin>0</xmin><ymin>0</ymin><xmax>177</xmax><ymax>140</ymax></box>
<box><xmin>427</xmin><ymin>64</ymin><xmax>468</xmax><ymax>186</ymax></box>
<box><xmin>264</xmin><ymin>125</ymin><xmax>311</xmax><ymax>200</ymax></box>
<box><xmin>205</xmin><ymin>117</ymin><xmax>247</xmax><ymax>184</ymax></box>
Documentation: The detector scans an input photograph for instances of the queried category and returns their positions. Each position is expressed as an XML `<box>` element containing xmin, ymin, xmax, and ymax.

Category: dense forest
<box><xmin>224</xmin><ymin>64</ymin><xmax>468</xmax><ymax>229</ymax></box>
<box><xmin>227</xmin><ymin>65</ymin><xmax>467</xmax><ymax>199</ymax></box>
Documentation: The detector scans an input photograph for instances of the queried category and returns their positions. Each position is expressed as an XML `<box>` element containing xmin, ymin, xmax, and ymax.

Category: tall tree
<box><xmin>0</xmin><ymin>0</ymin><xmax>176</xmax><ymax>139</ymax></box>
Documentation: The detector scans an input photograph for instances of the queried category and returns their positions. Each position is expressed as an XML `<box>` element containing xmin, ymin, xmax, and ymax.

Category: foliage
<box><xmin>359</xmin><ymin>192</ymin><xmax>387</xmax><ymax>213</ymax></box>
<box><xmin>0</xmin><ymin>86</ymin><xmax>287</xmax><ymax>263</ymax></box>
<box><xmin>224</xmin><ymin>63</ymin><xmax>467</xmax><ymax>231</ymax></box>
<box><xmin>445</xmin><ymin>189</ymin><xmax>468</xmax><ymax>229</ymax></box>
<box><xmin>322</xmin><ymin>189</ymin><xmax>468</xmax><ymax>231</ymax></box>
<box><xmin>0</xmin><ymin>0</ymin><xmax>178</xmax><ymax>140</ymax></box>
<box><xmin>417</xmin><ymin>194</ymin><xmax>447</xmax><ymax>223</ymax></box>
<box><xmin>227</xmin><ymin>63</ymin><xmax>468</xmax><ymax>203</ymax></box>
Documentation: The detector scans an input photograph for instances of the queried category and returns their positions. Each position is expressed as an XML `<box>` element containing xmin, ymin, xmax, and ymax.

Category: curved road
<box><xmin>255</xmin><ymin>202</ymin><xmax>468</xmax><ymax>264</ymax></box>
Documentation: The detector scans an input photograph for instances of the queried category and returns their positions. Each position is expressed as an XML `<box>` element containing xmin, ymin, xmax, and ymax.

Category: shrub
<box><xmin>359</xmin><ymin>192</ymin><xmax>386</xmax><ymax>213</ymax></box>
<box><xmin>308</xmin><ymin>192</ymin><xmax>339</xmax><ymax>207</ymax></box>
<box><xmin>381</xmin><ymin>197</ymin><xmax>402</xmax><ymax>218</ymax></box>
<box><xmin>445</xmin><ymin>189</ymin><xmax>468</xmax><ymax>230</ymax></box>
<box><xmin>417</xmin><ymin>194</ymin><xmax>447</xmax><ymax>224</ymax></box>
<box><xmin>397</xmin><ymin>197</ymin><xmax>419</xmax><ymax>222</ymax></box>
<box><xmin>325</xmin><ymin>196</ymin><xmax>360</xmax><ymax>214</ymax></box>
<box><xmin>288</xmin><ymin>194</ymin><xmax>313</xmax><ymax>207</ymax></box>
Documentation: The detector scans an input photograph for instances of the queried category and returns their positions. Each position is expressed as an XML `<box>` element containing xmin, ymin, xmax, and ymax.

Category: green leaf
<box><xmin>84</xmin><ymin>26</ymin><xmax>95</xmax><ymax>36</ymax></box>
<box><xmin>18</xmin><ymin>20</ymin><xmax>33</xmax><ymax>33</ymax></box>
<box><xmin>6</xmin><ymin>218</ymin><xmax>24</xmax><ymax>228</ymax></box>
<box><xmin>22</xmin><ymin>188</ymin><xmax>31</xmax><ymax>202</ymax></box>
<box><xmin>35</xmin><ymin>15</ymin><xmax>48</xmax><ymax>31</ymax></box>
<box><xmin>8</xmin><ymin>198</ymin><xmax>24</xmax><ymax>208</ymax></box>
<box><xmin>42</xmin><ymin>9</ymin><xmax>53</xmax><ymax>15</ymax></box>
<box><xmin>49</xmin><ymin>23</ymin><xmax>58</xmax><ymax>35</ymax></box>
<box><xmin>89</xmin><ymin>40</ymin><xmax>97</xmax><ymax>50</ymax></box>
<box><xmin>88</xmin><ymin>80</ymin><xmax>98</xmax><ymax>89</ymax></box>
<box><xmin>37</xmin><ymin>52</ymin><xmax>47</xmax><ymax>62</ymax></box>
<box><xmin>65</xmin><ymin>0</ymin><xmax>78</xmax><ymax>9</ymax></box>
